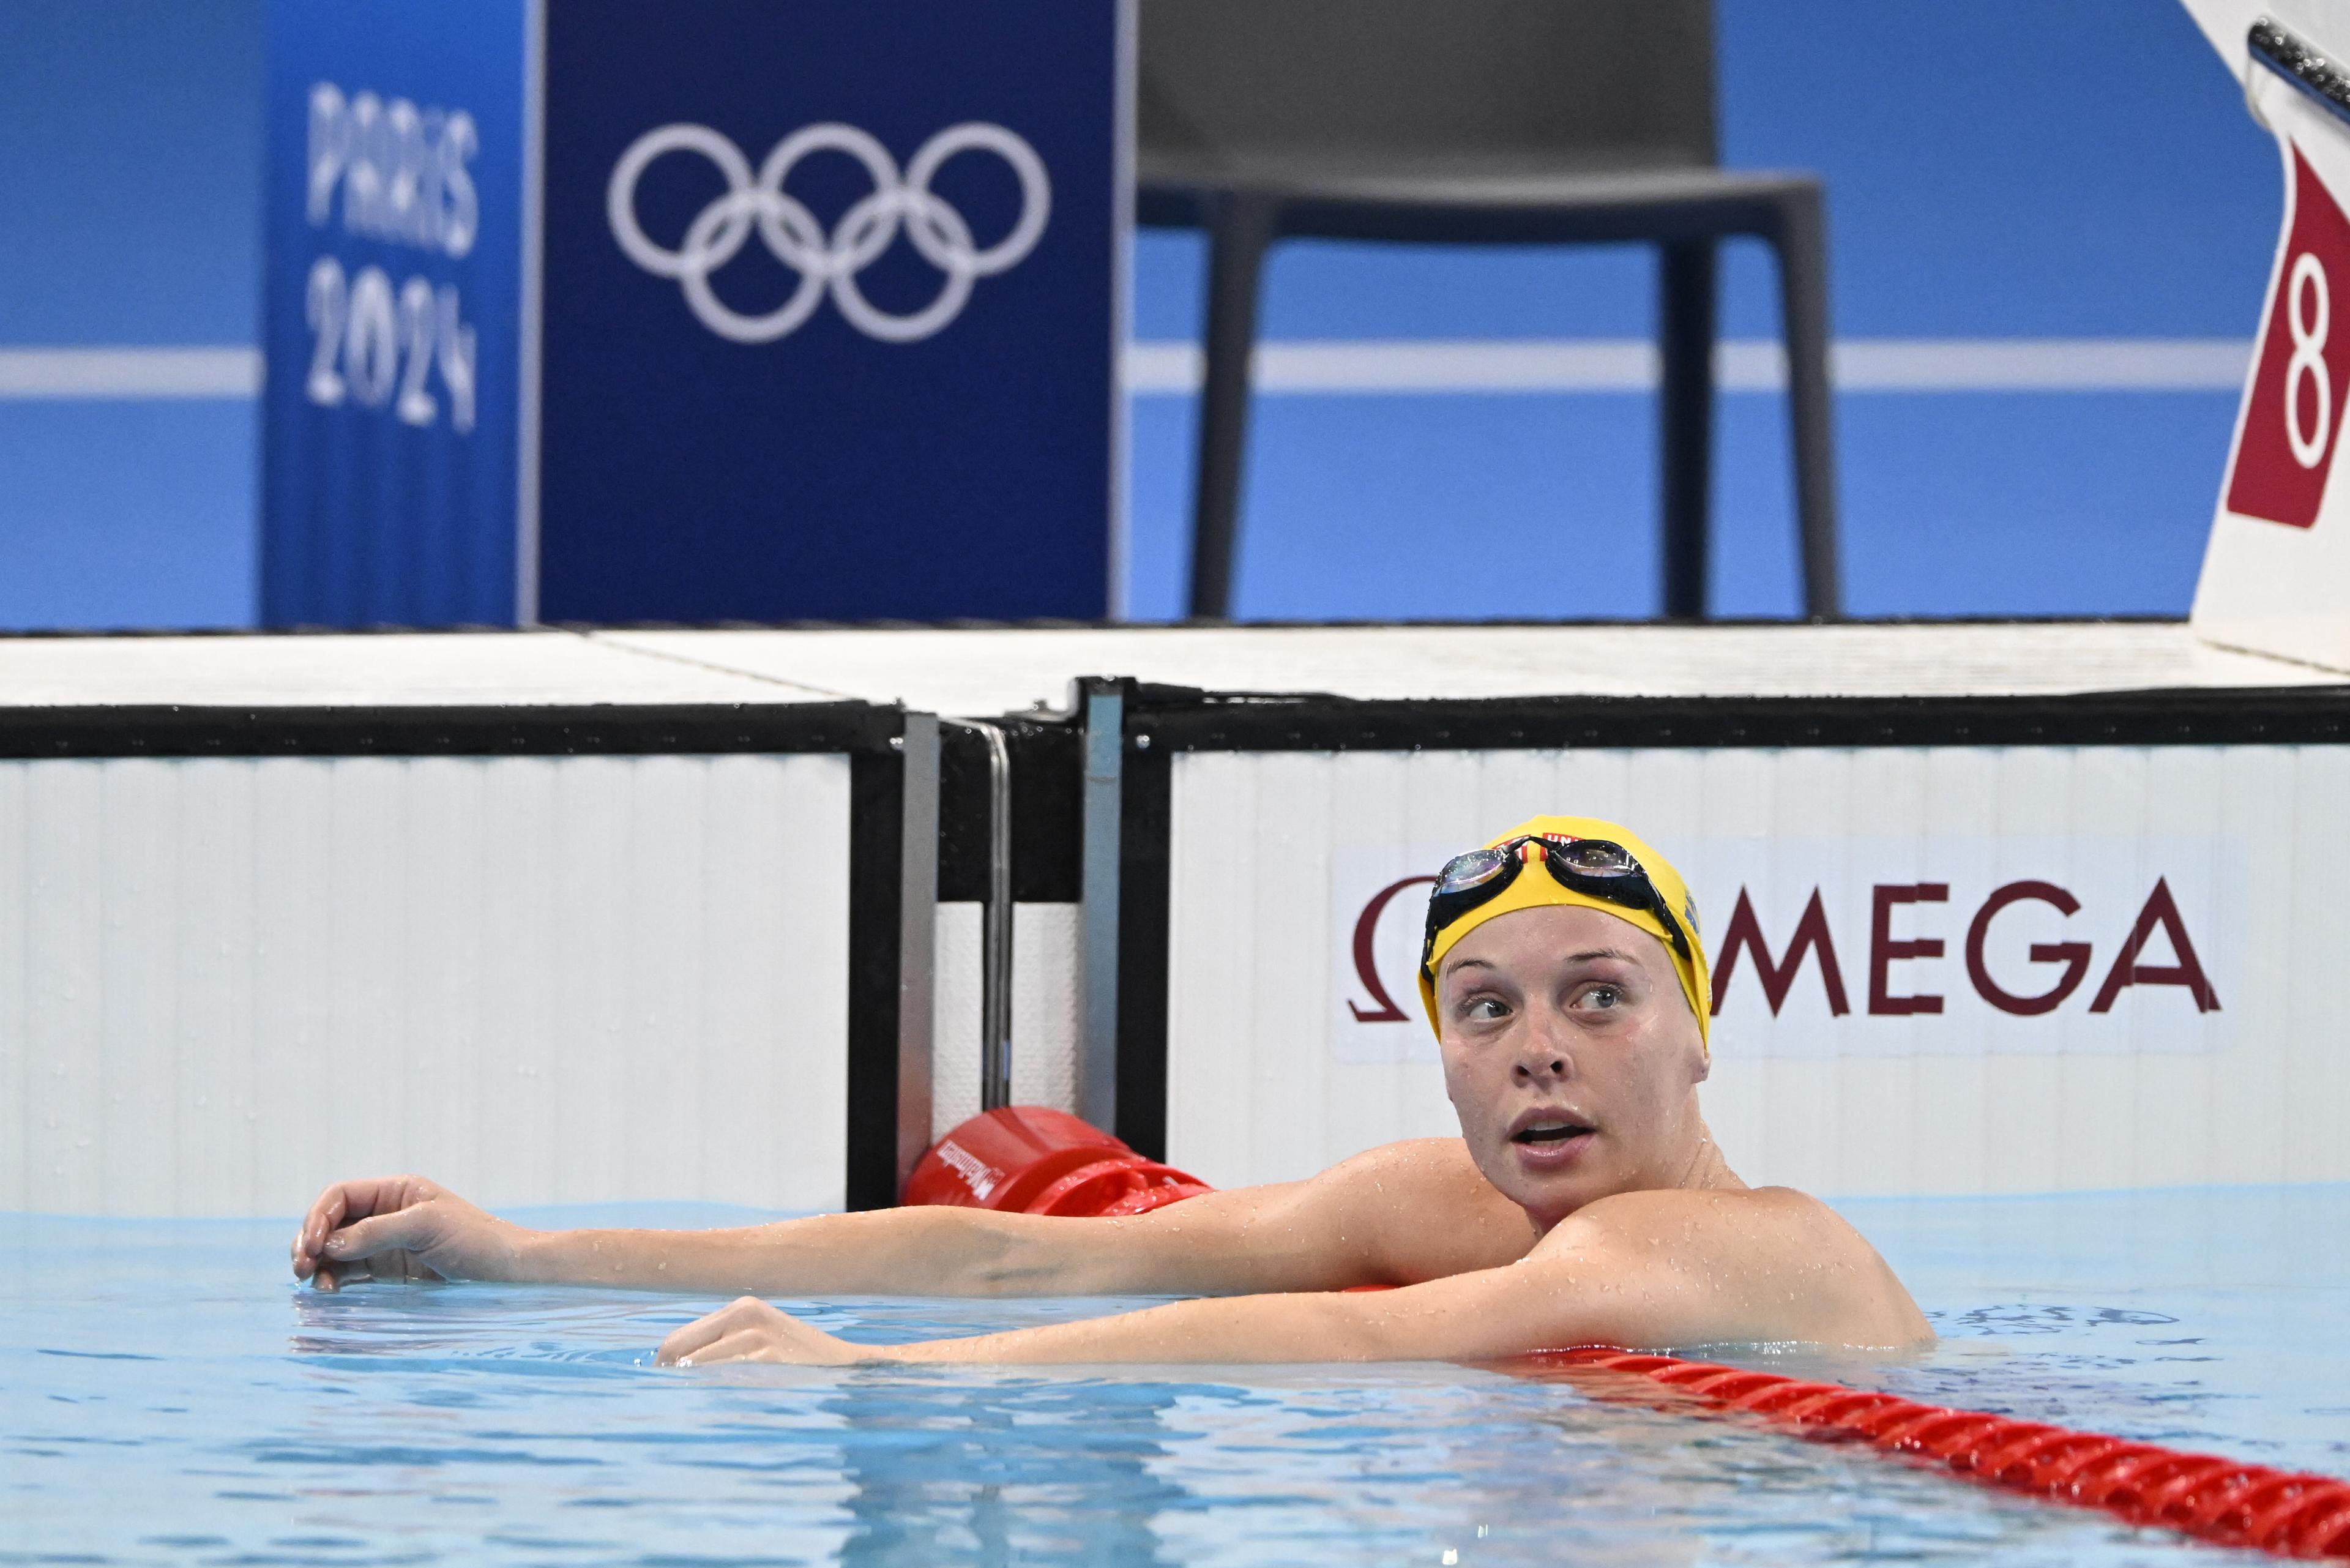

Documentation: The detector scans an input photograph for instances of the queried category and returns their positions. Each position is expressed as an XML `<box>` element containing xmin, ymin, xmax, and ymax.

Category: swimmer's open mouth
<box><xmin>1511</xmin><ymin>1120</ymin><xmax>1594</xmax><ymax>1144</ymax></box>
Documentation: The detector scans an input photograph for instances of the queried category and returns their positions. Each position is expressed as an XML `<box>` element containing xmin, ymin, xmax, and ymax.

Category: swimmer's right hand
<box><xmin>291</xmin><ymin>1175</ymin><xmax>535</xmax><ymax>1291</ymax></box>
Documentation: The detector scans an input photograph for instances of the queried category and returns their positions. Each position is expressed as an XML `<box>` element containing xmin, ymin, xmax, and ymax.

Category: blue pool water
<box><xmin>6</xmin><ymin>1187</ymin><xmax>2347</xmax><ymax>1566</ymax></box>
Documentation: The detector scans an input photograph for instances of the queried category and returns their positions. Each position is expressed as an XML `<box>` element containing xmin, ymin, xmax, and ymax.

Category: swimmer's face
<box><xmin>1434</xmin><ymin>904</ymin><xmax>1709</xmax><ymax>1231</ymax></box>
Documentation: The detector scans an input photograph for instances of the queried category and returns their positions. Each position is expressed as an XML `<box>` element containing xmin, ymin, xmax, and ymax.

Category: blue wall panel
<box><xmin>0</xmin><ymin>0</ymin><xmax>264</xmax><ymax>346</ymax></box>
<box><xmin>0</xmin><ymin>403</ymin><xmax>259</xmax><ymax>629</ymax></box>
<box><xmin>0</xmin><ymin>0</ymin><xmax>2299</xmax><ymax>629</ymax></box>
<box><xmin>0</xmin><ymin>0</ymin><xmax>263</xmax><ymax>630</ymax></box>
<box><xmin>1132</xmin><ymin>1</ymin><xmax>2277</xmax><ymax>345</ymax></box>
<box><xmin>1126</xmin><ymin>389</ymin><xmax>2239</xmax><ymax>622</ymax></box>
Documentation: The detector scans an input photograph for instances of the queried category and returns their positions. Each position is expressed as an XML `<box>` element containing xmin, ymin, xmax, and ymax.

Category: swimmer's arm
<box><xmin>632</xmin><ymin>1137</ymin><xmax>1508</xmax><ymax>1297</ymax></box>
<box><xmin>297</xmin><ymin>1141</ymin><xmax>1514</xmax><ymax>1297</ymax></box>
<box><xmin>292</xmin><ymin>1173</ymin><xmax>1255</xmax><ymax>1296</ymax></box>
<box><xmin>482</xmin><ymin>1171</ymin><xmax>1403</xmax><ymax>1296</ymax></box>
<box><xmin>658</xmin><ymin>1204</ymin><xmax>1750</xmax><ymax>1366</ymax></box>
<box><xmin>511</xmin><ymin>1204</ymin><xmax>1305</xmax><ymax>1296</ymax></box>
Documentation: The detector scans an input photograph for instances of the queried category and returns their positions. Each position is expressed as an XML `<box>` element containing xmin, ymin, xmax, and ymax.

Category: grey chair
<box><xmin>1138</xmin><ymin>0</ymin><xmax>1840</xmax><ymax>620</ymax></box>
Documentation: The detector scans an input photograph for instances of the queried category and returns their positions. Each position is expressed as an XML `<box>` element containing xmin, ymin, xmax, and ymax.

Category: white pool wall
<box><xmin>6</xmin><ymin>621</ymin><xmax>2345</xmax><ymax>1215</ymax></box>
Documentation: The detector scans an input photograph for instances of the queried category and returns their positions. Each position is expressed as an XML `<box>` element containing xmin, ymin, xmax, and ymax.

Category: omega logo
<box><xmin>1706</xmin><ymin>878</ymin><xmax>2219</xmax><ymax>1019</ymax></box>
<box><xmin>1343</xmin><ymin>874</ymin><xmax>2221</xmax><ymax>1026</ymax></box>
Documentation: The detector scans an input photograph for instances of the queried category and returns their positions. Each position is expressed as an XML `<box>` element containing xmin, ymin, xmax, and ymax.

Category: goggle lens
<box><xmin>1542</xmin><ymin>836</ymin><xmax>1636</xmax><ymax>876</ymax></box>
<box><xmin>1434</xmin><ymin>848</ymin><xmax>1510</xmax><ymax>895</ymax></box>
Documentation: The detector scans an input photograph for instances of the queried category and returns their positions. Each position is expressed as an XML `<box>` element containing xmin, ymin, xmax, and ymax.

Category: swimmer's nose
<box><xmin>1510</xmin><ymin>1025</ymin><xmax>1573</xmax><ymax>1082</ymax></box>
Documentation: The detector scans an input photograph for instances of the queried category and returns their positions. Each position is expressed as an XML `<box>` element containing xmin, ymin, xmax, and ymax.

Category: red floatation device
<box><xmin>905</xmin><ymin>1113</ymin><xmax>2349</xmax><ymax>1560</ymax></box>
<box><xmin>1518</xmin><ymin>1349</ymin><xmax>2350</xmax><ymax>1561</ymax></box>
<box><xmin>905</xmin><ymin>1106</ymin><xmax>1212</xmax><ymax>1217</ymax></box>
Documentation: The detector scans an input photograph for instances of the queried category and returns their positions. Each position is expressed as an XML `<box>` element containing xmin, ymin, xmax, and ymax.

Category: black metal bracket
<box><xmin>2250</xmin><ymin>16</ymin><xmax>2350</xmax><ymax>132</ymax></box>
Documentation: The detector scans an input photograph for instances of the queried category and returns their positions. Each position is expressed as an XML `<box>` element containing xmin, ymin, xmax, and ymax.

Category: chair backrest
<box><xmin>1138</xmin><ymin>0</ymin><xmax>1718</xmax><ymax>178</ymax></box>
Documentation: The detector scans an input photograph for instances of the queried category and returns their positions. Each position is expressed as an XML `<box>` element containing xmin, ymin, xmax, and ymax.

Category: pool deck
<box><xmin>0</xmin><ymin>619</ymin><xmax>2337</xmax><ymax>717</ymax></box>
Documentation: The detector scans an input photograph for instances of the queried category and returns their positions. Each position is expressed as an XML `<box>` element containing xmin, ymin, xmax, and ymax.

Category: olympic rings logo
<box><xmin>606</xmin><ymin>121</ymin><xmax>1050</xmax><ymax>345</ymax></box>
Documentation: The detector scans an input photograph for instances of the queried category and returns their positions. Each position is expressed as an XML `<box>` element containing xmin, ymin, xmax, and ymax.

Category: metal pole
<box><xmin>895</xmin><ymin>712</ymin><xmax>939</xmax><ymax>1193</ymax></box>
<box><xmin>1658</xmin><ymin>238</ymin><xmax>1718</xmax><ymax>619</ymax></box>
<box><xmin>1187</xmin><ymin>195</ymin><xmax>1275</xmax><ymax>619</ymax></box>
<box><xmin>943</xmin><ymin>718</ymin><xmax>1015</xmax><ymax>1112</ymax></box>
<box><xmin>1078</xmin><ymin>681</ymin><xmax>1124</xmax><ymax>1130</ymax></box>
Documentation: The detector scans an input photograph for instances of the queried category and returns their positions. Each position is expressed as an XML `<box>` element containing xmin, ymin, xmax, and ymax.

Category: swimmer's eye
<box><xmin>1576</xmin><ymin>984</ymin><xmax>1625</xmax><ymax>1011</ymax></box>
<box><xmin>1460</xmin><ymin>996</ymin><xmax>1512</xmax><ymax>1023</ymax></box>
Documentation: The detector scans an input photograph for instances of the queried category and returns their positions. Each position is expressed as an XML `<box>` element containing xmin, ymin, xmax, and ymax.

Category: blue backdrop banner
<box><xmin>259</xmin><ymin>0</ymin><xmax>529</xmax><ymax>626</ymax></box>
<box><xmin>263</xmin><ymin>0</ymin><xmax>1123</xmax><ymax>627</ymax></box>
<box><xmin>536</xmin><ymin>0</ymin><xmax>1121</xmax><ymax>622</ymax></box>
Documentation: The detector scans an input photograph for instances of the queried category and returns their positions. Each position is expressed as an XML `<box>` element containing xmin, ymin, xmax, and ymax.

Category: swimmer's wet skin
<box><xmin>291</xmin><ymin>816</ymin><xmax>1932</xmax><ymax>1368</ymax></box>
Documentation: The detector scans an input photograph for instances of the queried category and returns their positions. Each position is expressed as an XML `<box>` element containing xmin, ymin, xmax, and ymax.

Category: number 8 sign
<box><xmin>2224</xmin><ymin>147</ymin><xmax>2350</xmax><ymax>529</ymax></box>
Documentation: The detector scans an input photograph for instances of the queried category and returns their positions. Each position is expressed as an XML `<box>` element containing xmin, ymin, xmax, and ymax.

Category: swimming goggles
<box><xmin>1419</xmin><ymin>834</ymin><xmax>1694</xmax><ymax>976</ymax></box>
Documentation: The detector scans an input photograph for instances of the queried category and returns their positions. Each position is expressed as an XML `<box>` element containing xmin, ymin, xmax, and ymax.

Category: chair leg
<box><xmin>1769</xmin><ymin>186</ymin><xmax>1843</xmax><ymax>619</ymax></box>
<box><xmin>1658</xmin><ymin>239</ymin><xmax>1717</xmax><ymax>620</ymax></box>
<box><xmin>1188</xmin><ymin>195</ymin><xmax>1276</xmax><ymax>621</ymax></box>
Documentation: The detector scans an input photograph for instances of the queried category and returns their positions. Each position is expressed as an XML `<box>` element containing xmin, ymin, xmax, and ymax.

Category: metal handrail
<box><xmin>942</xmin><ymin>717</ymin><xmax>1015</xmax><ymax>1111</ymax></box>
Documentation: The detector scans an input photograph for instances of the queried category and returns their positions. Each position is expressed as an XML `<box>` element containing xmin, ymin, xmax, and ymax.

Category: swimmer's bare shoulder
<box><xmin>1089</xmin><ymin>1137</ymin><xmax>1538</xmax><ymax>1296</ymax></box>
<box><xmin>1526</xmin><ymin>1185</ymin><xmax>1932</xmax><ymax>1350</ymax></box>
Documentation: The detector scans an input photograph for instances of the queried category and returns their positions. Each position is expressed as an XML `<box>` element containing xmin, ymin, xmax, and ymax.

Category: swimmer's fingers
<box><xmin>308</xmin><ymin>1258</ymin><xmax>369</xmax><ymax>1293</ymax></box>
<box><xmin>657</xmin><ymin>1295</ymin><xmax>794</xmax><ymax>1365</ymax></box>
<box><xmin>657</xmin><ymin>1296</ymin><xmax>761</xmax><ymax>1365</ymax></box>
<box><xmin>670</xmin><ymin>1329</ymin><xmax>780</xmax><ymax>1366</ymax></box>
<box><xmin>318</xmin><ymin>1210</ymin><xmax>446</xmax><ymax>1283</ymax></box>
<box><xmin>309</xmin><ymin>1253</ymin><xmax>441</xmax><ymax>1293</ymax></box>
<box><xmin>293</xmin><ymin>1182</ymin><xmax>351</xmax><ymax>1279</ymax></box>
<box><xmin>659</xmin><ymin>1297</ymin><xmax>858</xmax><ymax>1367</ymax></box>
<box><xmin>294</xmin><ymin>1175</ymin><xmax>431</xmax><ymax>1276</ymax></box>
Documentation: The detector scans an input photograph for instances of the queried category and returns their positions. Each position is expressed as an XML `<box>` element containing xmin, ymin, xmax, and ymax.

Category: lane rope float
<box><xmin>1514</xmin><ymin>1347</ymin><xmax>2350</xmax><ymax>1561</ymax></box>
<box><xmin>905</xmin><ymin>1107</ymin><xmax>1210</xmax><ymax>1217</ymax></box>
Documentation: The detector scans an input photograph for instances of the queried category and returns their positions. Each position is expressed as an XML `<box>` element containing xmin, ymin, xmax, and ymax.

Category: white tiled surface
<box><xmin>0</xmin><ymin>753</ymin><xmax>851</xmax><ymax>1216</ymax></box>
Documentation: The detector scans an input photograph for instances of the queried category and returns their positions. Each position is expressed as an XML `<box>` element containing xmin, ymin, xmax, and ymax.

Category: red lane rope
<box><xmin>1511</xmin><ymin>1348</ymin><xmax>2350</xmax><ymax>1560</ymax></box>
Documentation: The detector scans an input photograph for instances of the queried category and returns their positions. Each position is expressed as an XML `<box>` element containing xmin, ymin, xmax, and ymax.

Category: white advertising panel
<box><xmin>1167</xmin><ymin>745</ymin><xmax>2349</xmax><ymax>1198</ymax></box>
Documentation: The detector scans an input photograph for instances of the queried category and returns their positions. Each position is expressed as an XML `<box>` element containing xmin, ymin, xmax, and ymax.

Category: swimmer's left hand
<box><xmin>656</xmin><ymin>1295</ymin><xmax>864</xmax><ymax>1368</ymax></box>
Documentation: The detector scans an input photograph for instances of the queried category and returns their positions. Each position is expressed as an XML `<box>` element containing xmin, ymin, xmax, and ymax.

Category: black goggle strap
<box><xmin>1420</xmin><ymin>836</ymin><xmax>1690</xmax><ymax>973</ymax></box>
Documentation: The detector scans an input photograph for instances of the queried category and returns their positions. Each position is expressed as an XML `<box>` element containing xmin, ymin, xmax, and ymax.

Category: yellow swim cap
<box><xmin>1416</xmin><ymin>815</ymin><xmax>1711</xmax><ymax>1050</ymax></box>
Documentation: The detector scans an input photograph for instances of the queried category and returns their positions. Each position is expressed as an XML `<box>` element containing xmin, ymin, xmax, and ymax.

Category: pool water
<box><xmin>6</xmin><ymin>1187</ymin><xmax>2346</xmax><ymax>1567</ymax></box>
